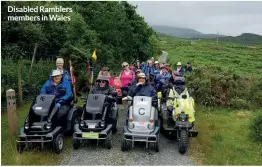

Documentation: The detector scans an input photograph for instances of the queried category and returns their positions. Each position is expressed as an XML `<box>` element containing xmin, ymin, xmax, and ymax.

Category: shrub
<box><xmin>250</xmin><ymin>112</ymin><xmax>262</xmax><ymax>142</ymax></box>
<box><xmin>229</xmin><ymin>98</ymin><xmax>251</xmax><ymax>110</ymax></box>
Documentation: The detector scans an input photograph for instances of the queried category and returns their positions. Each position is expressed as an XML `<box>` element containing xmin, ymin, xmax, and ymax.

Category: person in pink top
<box><xmin>119</xmin><ymin>62</ymin><xmax>134</xmax><ymax>94</ymax></box>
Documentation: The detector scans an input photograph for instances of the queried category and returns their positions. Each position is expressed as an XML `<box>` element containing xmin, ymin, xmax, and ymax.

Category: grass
<box><xmin>159</xmin><ymin>36</ymin><xmax>262</xmax><ymax>77</ymax></box>
<box><xmin>1</xmin><ymin>96</ymin><xmax>86</xmax><ymax>166</ymax></box>
<box><xmin>160</xmin><ymin>35</ymin><xmax>262</xmax><ymax>165</ymax></box>
<box><xmin>189</xmin><ymin>106</ymin><xmax>262</xmax><ymax>165</ymax></box>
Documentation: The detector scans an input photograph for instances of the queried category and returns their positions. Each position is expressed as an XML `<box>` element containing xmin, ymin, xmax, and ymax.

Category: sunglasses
<box><xmin>97</xmin><ymin>80</ymin><xmax>106</xmax><ymax>83</ymax></box>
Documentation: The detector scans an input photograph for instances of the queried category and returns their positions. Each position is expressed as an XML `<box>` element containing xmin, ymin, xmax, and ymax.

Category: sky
<box><xmin>128</xmin><ymin>1</ymin><xmax>262</xmax><ymax>36</ymax></box>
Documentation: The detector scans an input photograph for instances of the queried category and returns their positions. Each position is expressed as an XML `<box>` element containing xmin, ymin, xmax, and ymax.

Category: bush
<box><xmin>250</xmin><ymin>112</ymin><xmax>262</xmax><ymax>142</ymax></box>
<box><xmin>1</xmin><ymin>60</ymin><xmax>54</xmax><ymax>112</ymax></box>
<box><xmin>184</xmin><ymin>65</ymin><xmax>261</xmax><ymax>109</ymax></box>
<box><xmin>229</xmin><ymin>98</ymin><xmax>251</xmax><ymax>110</ymax></box>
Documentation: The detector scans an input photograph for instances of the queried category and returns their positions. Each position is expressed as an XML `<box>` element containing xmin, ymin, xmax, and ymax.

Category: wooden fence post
<box><xmin>6</xmin><ymin>89</ymin><xmax>17</xmax><ymax>136</ymax></box>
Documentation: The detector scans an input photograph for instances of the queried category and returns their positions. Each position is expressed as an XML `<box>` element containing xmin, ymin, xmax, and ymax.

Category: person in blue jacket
<box><xmin>41</xmin><ymin>69</ymin><xmax>73</xmax><ymax>126</ymax></box>
<box><xmin>155</xmin><ymin>65</ymin><xmax>171</xmax><ymax>91</ymax></box>
<box><xmin>142</xmin><ymin>59</ymin><xmax>155</xmax><ymax>77</ymax></box>
<box><xmin>153</xmin><ymin>61</ymin><xmax>161</xmax><ymax>75</ymax></box>
<box><xmin>124</xmin><ymin>73</ymin><xmax>157</xmax><ymax>99</ymax></box>
<box><xmin>49</xmin><ymin>58</ymin><xmax>71</xmax><ymax>84</ymax></box>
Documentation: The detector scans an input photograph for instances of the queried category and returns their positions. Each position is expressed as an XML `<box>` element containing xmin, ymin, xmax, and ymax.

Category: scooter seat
<box><xmin>86</xmin><ymin>94</ymin><xmax>106</xmax><ymax>114</ymax></box>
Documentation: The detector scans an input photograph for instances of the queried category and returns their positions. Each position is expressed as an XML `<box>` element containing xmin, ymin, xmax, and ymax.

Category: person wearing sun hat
<box><xmin>98</xmin><ymin>66</ymin><xmax>114</xmax><ymax>86</ymax></box>
<box><xmin>123</xmin><ymin>72</ymin><xmax>157</xmax><ymax>100</ymax></box>
<box><xmin>40</xmin><ymin>69</ymin><xmax>73</xmax><ymax>127</ymax></box>
<box><xmin>155</xmin><ymin>65</ymin><xmax>171</xmax><ymax>90</ymax></box>
<box><xmin>175</xmin><ymin>61</ymin><xmax>184</xmax><ymax>76</ymax></box>
<box><xmin>153</xmin><ymin>61</ymin><xmax>161</xmax><ymax>75</ymax></box>
<box><xmin>89</xmin><ymin>75</ymin><xmax>115</xmax><ymax>95</ymax></box>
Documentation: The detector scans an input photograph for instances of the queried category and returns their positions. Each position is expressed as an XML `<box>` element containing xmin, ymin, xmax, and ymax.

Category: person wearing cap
<box><xmin>89</xmin><ymin>76</ymin><xmax>115</xmax><ymax>95</ymax></box>
<box><xmin>185</xmin><ymin>62</ymin><xmax>193</xmax><ymax>73</ymax></box>
<box><xmin>128</xmin><ymin>69</ymin><xmax>142</xmax><ymax>89</ymax></box>
<box><xmin>142</xmin><ymin>59</ymin><xmax>155</xmax><ymax>77</ymax></box>
<box><xmin>98</xmin><ymin>67</ymin><xmax>114</xmax><ymax>86</ymax></box>
<box><xmin>155</xmin><ymin>65</ymin><xmax>171</xmax><ymax>91</ymax></box>
<box><xmin>49</xmin><ymin>58</ymin><xmax>71</xmax><ymax>84</ymax></box>
<box><xmin>40</xmin><ymin>70</ymin><xmax>73</xmax><ymax>126</ymax></box>
<box><xmin>175</xmin><ymin>62</ymin><xmax>185</xmax><ymax>76</ymax></box>
<box><xmin>153</xmin><ymin>61</ymin><xmax>161</xmax><ymax>75</ymax></box>
<box><xmin>119</xmin><ymin>62</ymin><xmax>135</xmax><ymax>93</ymax></box>
<box><xmin>124</xmin><ymin>73</ymin><xmax>157</xmax><ymax>99</ymax></box>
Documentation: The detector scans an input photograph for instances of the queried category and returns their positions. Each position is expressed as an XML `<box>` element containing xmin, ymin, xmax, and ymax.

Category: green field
<box><xmin>189</xmin><ymin>107</ymin><xmax>262</xmax><ymax>165</ymax></box>
<box><xmin>160</xmin><ymin>36</ymin><xmax>262</xmax><ymax>165</ymax></box>
<box><xmin>159</xmin><ymin>36</ymin><xmax>262</xmax><ymax>77</ymax></box>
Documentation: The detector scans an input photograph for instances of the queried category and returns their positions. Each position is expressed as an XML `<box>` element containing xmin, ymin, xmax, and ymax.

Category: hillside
<box><xmin>152</xmin><ymin>25</ymin><xmax>225</xmax><ymax>39</ymax></box>
<box><xmin>158</xmin><ymin>35</ymin><xmax>262</xmax><ymax>77</ymax></box>
<box><xmin>153</xmin><ymin>25</ymin><xmax>262</xmax><ymax>45</ymax></box>
<box><xmin>212</xmin><ymin>33</ymin><xmax>262</xmax><ymax>45</ymax></box>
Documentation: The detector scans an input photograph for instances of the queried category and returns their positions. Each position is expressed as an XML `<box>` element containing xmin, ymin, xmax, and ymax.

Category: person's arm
<box><xmin>89</xmin><ymin>86</ymin><xmax>96</xmax><ymax>94</ymax></box>
<box><xmin>128</xmin><ymin>84</ymin><xmax>142</xmax><ymax>97</ymax></box>
<box><xmin>63</xmin><ymin>70</ymin><xmax>72</xmax><ymax>83</ymax></box>
<box><xmin>108</xmin><ymin>86</ymin><xmax>116</xmax><ymax>95</ymax></box>
<box><xmin>40</xmin><ymin>81</ymin><xmax>49</xmax><ymax>94</ymax></box>
<box><xmin>57</xmin><ymin>81</ymin><xmax>73</xmax><ymax>104</ymax></box>
<box><xmin>151</xmin><ymin>86</ymin><xmax>157</xmax><ymax>99</ymax></box>
<box><xmin>164</xmin><ymin>73</ymin><xmax>171</xmax><ymax>79</ymax></box>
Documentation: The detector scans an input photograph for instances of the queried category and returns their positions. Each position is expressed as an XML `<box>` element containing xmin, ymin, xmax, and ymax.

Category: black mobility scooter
<box><xmin>16</xmin><ymin>93</ymin><xmax>79</xmax><ymax>154</ymax></box>
<box><xmin>72</xmin><ymin>93</ymin><xmax>118</xmax><ymax>149</ymax></box>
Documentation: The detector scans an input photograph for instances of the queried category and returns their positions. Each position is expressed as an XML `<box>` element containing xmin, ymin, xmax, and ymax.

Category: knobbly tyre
<box><xmin>16</xmin><ymin>91</ymin><xmax>80</xmax><ymax>154</ymax></box>
<box><xmin>72</xmin><ymin>93</ymin><xmax>119</xmax><ymax>149</ymax></box>
<box><xmin>121</xmin><ymin>95</ymin><xmax>160</xmax><ymax>152</ymax></box>
<box><xmin>158</xmin><ymin>77</ymin><xmax>198</xmax><ymax>154</ymax></box>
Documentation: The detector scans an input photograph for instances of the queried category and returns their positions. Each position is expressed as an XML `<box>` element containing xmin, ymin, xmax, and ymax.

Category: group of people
<box><xmin>93</xmin><ymin>58</ymin><xmax>193</xmax><ymax>100</ymax></box>
<box><xmin>39</xmin><ymin>57</ymin><xmax>193</xmax><ymax>126</ymax></box>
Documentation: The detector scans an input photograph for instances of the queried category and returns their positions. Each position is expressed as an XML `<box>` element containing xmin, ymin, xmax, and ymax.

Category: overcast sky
<box><xmin>128</xmin><ymin>1</ymin><xmax>262</xmax><ymax>36</ymax></box>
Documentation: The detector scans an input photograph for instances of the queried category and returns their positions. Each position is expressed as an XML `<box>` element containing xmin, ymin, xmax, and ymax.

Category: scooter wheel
<box><xmin>155</xmin><ymin>133</ymin><xmax>160</xmax><ymax>152</ymax></box>
<box><xmin>72</xmin><ymin>137</ymin><xmax>80</xmax><ymax>150</ymax></box>
<box><xmin>104</xmin><ymin>131</ymin><xmax>112</xmax><ymax>149</ymax></box>
<box><xmin>121</xmin><ymin>139</ymin><xmax>128</xmax><ymax>151</ymax></box>
<box><xmin>17</xmin><ymin>142</ymin><xmax>25</xmax><ymax>154</ymax></box>
<box><xmin>178</xmin><ymin>130</ymin><xmax>188</xmax><ymax>154</ymax></box>
<box><xmin>53</xmin><ymin>133</ymin><xmax>64</xmax><ymax>154</ymax></box>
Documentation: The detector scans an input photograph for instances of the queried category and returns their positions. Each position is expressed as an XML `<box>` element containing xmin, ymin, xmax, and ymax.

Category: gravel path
<box><xmin>59</xmin><ymin>52</ymin><xmax>194</xmax><ymax>166</ymax></box>
<box><xmin>159</xmin><ymin>51</ymin><xmax>168</xmax><ymax>64</ymax></box>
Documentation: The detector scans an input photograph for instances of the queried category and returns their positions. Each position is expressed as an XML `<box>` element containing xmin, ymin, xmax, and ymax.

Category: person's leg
<box><xmin>57</xmin><ymin>104</ymin><xmax>70</xmax><ymax>127</ymax></box>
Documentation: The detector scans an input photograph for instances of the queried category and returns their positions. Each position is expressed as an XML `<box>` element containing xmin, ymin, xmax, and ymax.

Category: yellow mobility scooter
<box><xmin>158</xmin><ymin>76</ymin><xmax>198</xmax><ymax>154</ymax></box>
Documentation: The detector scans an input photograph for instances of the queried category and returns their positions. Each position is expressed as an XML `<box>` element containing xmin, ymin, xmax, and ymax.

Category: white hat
<box><xmin>51</xmin><ymin>70</ymin><xmax>62</xmax><ymax>77</ymax></box>
<box><xmin>56</xmin><ymin>58</ymin><xmax>64</xmax><ymax>64</ymax></box>
<box><xmin>137</xmin><ymin>73</ymin><xmax>146</xmax><ymax>78</ymax></box>
<box><xmin>154</xmin><ymin>61</ymin><xmax>159</xmax><ymax>64</ymax></box>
